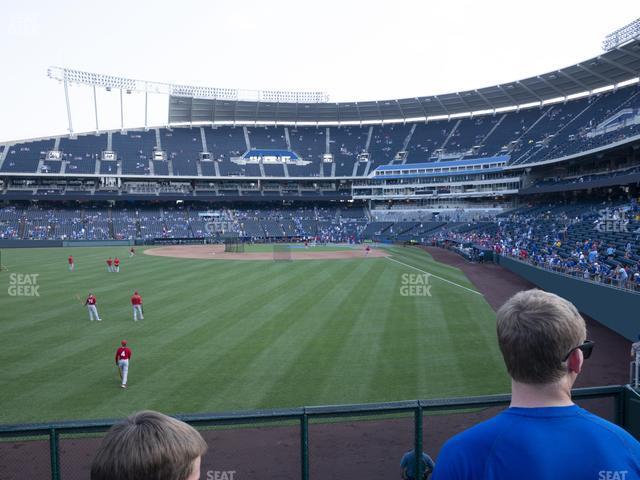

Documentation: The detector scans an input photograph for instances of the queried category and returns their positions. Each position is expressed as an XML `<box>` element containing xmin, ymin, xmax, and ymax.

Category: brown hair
<box><xmin>91</xmin><ymin>410</ymin><xmax>207</xmax><ymax>480</ymax></box>
<box><xmin>496</xmin><ymin>289</ymin><xmax>586</xmax><ymax>384</ymax></box>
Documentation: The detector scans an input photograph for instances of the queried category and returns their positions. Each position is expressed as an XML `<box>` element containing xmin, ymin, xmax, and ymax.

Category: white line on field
<box><xmin>385</xmin><ymin>256</ymin><xmax>483</xmax><ymax>296</ymax></box>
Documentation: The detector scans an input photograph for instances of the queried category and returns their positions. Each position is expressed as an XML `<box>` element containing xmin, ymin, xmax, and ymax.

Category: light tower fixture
<box><xmin>602</xmin><ymin>18</ymin><xmax>640</xmax><ymax>51</ymax></box>
<box><xmin>47</xmin><ymin>66</ymin><xmax>329</xmax><ymax>135</ymax></box>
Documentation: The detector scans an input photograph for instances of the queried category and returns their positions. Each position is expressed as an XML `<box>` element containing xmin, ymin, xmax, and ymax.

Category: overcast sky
<box><xmin>0</xmin><ymin>1</ymin><xmax>637</xmax><ymax>142</ymax></box>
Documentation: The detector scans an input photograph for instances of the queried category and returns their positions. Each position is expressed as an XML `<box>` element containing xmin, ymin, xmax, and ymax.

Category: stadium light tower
<box><xmin>602</xmin><ymin>17</ymin><xmax>640</xmax><ymax>51</ymax></box>
<box><xmin>47</xmin><ymin>66</ymin><xmax>329</xmax><ymax>135</ymax></box>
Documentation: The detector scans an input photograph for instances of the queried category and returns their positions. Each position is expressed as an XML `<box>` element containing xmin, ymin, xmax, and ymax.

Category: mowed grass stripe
<box><xmin>148</xmin><ymin>261</ymin><xmax>340</xmax><ymax>412</ymax></box>
<box><xmin>320</xmin><ymin>259</ymin><xmax>399</xmax><ymax>404</ymax></box>
<box><xmin>252</xmin><ymin>260</ymin><xmax>385</xmax><ymax>408</ymax></box>
<box><xmin>209</xmin><ymin>261</ymin><xmax>365</xmax><ymax>410</ymax></box>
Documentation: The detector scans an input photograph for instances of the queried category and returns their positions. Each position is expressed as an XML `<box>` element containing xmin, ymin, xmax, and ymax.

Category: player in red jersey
<box><xmin>85</xmin><ymin>292</ymin><xmax>101</xmax><ymax>321</ymax></box>
<box><xmin>68</xmin><ymin>255</ymin><xmax>74</xmax><ymax>272</ymax></box>
<box><xmin>115</xmin><ymin>340</ymin><xmax>132</xmax><ymax>389</ymax></box>
<box><xmin>114</xmin><ymin>257</ymin><xmax>121</xmax><ymax>273</ymax></box>
<box><xmin>131</xmin><ymin>291</ymin><xmax>144</xmax><ymax>321</ymax></box>
<box><xmin>106</xmin><ymin>257</ymin><xmax>113</xmax><ymax>273</ymax></box>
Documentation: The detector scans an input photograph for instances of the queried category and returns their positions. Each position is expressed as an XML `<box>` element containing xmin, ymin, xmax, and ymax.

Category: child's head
<box><xmin>91</xmin><ymin>410</ymin><xmax>207</xmax><ymax>480</ymax></box>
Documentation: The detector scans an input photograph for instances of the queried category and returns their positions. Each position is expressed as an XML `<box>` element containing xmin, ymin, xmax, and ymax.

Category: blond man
<box><xmin>433</xmin><ymin>289</ymin><xmax>640</xmax><ymax>480</ymax></box>
<box><xmin>91</xmin><ymin>410</ymin><xmax>207</xmax><ymax>480</ymax></box>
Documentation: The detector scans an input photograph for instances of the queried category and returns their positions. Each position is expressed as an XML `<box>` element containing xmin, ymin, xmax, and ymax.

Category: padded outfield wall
<box><xmin>498</xmin><ymin>255</ymin><xmax>640</xmax><ymax>341</ymax></box>
<box><xmin>0</xmin><ymin>240</ymin><xmax>132</xmax><ymax>248</ymax></box>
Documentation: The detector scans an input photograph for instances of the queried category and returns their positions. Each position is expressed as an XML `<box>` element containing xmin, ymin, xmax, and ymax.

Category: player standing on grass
<box><xmin>129</xmin><ymin>246</ymin><xmax>136</xmax><ymax>257</ymax></box>
<box><xmin>115</xmin><ymin>340</ymin><xmax>132</xmax><ymax>389</ymax></box>
<box><xmin>114</xmin><ymin>257</ymin><xmax>120</xmax><ymax>273</ymax></box>
<box><xmin>68</xmin><ymin>255</ymin><xmax>74</xmax><ymax>272</ymax></box>
<box><xmin>85</xmin><ymin>292</ymin><xmax>101</xmax><ymax>321</ymax></box>
<box><xmin>106</xmin><ymin>257</ymin><xmax>113</xmax><ymax>272</ymax></box>
<box><xmin>131</xmin><ymin>291</ymin><xmax>144</xmax><ymax>321</ymax></box>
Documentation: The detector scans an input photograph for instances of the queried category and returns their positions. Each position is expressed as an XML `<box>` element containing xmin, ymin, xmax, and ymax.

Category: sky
<box><xmin>0</xmin><ymin>1</ymin><xmax>637</xmax><ymax>142</ymax></box>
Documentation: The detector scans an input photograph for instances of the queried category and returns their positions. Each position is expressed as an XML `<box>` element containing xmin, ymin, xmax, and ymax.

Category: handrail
<box><xmin>0</xmin><ymin>385</ymin><xmax>630</xmax><ymax>480</ymax></box>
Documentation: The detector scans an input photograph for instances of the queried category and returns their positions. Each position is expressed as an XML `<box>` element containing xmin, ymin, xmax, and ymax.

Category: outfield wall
<box><xmin>0</xmin><ymin>240</ymin><xmax>62</xmax><ymax>248</ymax></box>
<box><xmin>0</xmin><ymin>240</ymin><xmax>132</xmax><ymax>248</ymax></box>
<box><xmin>498</xmin><ymin>255</ymin><xmax>640</xmax><ymax>341</ymax></box>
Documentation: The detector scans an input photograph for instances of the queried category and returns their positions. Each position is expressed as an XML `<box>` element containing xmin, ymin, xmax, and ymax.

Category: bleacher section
<box><xmin>368</xmin><ymin>124</ymin><xmax>412</xmax><ymax>167</ymax></box>
<box><xmin>112</xmin><ymin>130</ymin><xmax>155</xmax><ymax>175</ymax></box>
<box><xmin>163</xmin><ymin>128</ymin><xmax>201</xmax><ymax>176</ymax></box>
<box><xmin>3</xmin><ymin>84</ymin><xmax>640</xmax><ymax>183</ymax></box>
<box><xmin>206</xmin><ymin>127</ymin><xmax>246</xmax><ymax>176</ymax></box>
<box><xmin>1</xmin><ymin>139</ymin><xmax>54</xmax><ymax>173</ymax></box>
<box><xmin>247</xmin><ymin>127</ymin><xmax>287</xmax><ymax>150</ymax></box>
<box><xmin>288</xmin><ymin>127</ymin><xmax>324</xmax><ymax>177</ymax></box>
<box><xmin>331</xmin><ymin>126</ymin><xmax>367</xmax><ymax>176</ymax></box>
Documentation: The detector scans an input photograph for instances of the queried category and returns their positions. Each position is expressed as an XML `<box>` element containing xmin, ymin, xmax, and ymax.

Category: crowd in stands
<box><xmin>432</xmin><ymin>200</ymin><xmax>640</xmax><ymax>291</ymax></box>
<box><xmin>0</xmin><ymin>204</ymin><xmax>368</xmax><ymax>243</ymax></box>
<box><xmin>528</xmin><ymin>165</ymin><xmax>640</xmax><ymax>190</ymax></box>
<box><xmin>5</xmin><ymin>197</ymin><xmax>640</xmax><ymax>294</ymax></box>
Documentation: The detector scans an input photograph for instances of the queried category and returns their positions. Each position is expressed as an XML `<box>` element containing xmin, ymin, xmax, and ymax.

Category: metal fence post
<box><xmin>616</xmin><ymin>388</ymin><xmax>626</xmax><ymax>428</ymax></box>
<box><xmin>301</xmin><ymin>410</ymin><xmax>309</xmax><ymax>480</ymax></box>
<box><xmin>50</xmin><ymin>428</ymin><xmax>60</xmax><ymax>480</ymax></box>
<box><xmin>414</xmin><ymin>402</ymin><xmax>423</xmax><ymax>480</ymax></box>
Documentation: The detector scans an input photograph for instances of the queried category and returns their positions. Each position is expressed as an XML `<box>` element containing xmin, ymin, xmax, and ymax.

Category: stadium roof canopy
<box><xmin>169</xmin><ymin>38</ymin><xmax>640</xmax><ymax>124</ymax></box>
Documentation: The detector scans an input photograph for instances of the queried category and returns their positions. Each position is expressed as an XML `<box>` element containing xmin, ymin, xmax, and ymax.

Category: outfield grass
<box><xmin>0</xmin><ymin>245</ymin><xmax>508</xmax><ymax>424</ymax></box>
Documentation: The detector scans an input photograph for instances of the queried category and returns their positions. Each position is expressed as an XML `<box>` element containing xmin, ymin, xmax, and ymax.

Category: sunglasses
<box><xmin>562</xmin><ymin>340</ymin><xmax>595</xmax><ymax>362</ymax></box>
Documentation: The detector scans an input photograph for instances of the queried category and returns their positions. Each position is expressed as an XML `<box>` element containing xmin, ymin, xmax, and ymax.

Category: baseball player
<box><xmin>85</xmin><ymin>292</ymin><xmax>101</xmax><ymax>321</ymax></box>
<box><xmin>631</xmin><ymin>334</ymin><xmax>640</xmax><ymax>388</ymax></box>
<box><xmin>68</xmin><ymin>255</ymin><xmax>75</xmax><ymax>272</ymax></box>
<box><xmin>115</xmin><ymin>340</ymin><xmax>132</xmax><ymax>389</ymax></box>
<box><xmin>114</xmin><ymin>257</ymin><xmax>121</xmax><ymax>273</ymax></box>
<box><xmin>106</xmin><ymin>257</ymin><xmax>113</xmax><ymax>273</ymax></box>
<box><xmin>131</xmin><ymin>290</ymin><xmax>144</xmax><ymax>321</ymax></box>
<box><xmin>129</xmin><ymin>247</ymin><xmax>136</xmax><ymax>257</ymax></box>
<box><xmin>365</xmin><ymin>245</ymin><xmax>371</xmax><ymax>256</ymax></box>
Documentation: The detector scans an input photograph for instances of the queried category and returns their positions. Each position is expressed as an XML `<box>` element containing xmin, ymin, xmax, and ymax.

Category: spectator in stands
<box><xmin>618</xmin><ymin>265</ymin><xmax>629</xmax><ymax>289</ymax></box>
<box><xmin>90</xmin><ymin>410</ymin><xmax>207</xmax><ymax>480</ymax></box>
<box><xmin>400</xmin><ymin>449</ymin><xmax>435</xmax><ymax>480</ymax></box>
<box><xmin>432</xmin><ymin>289</ymin><xmax>640</xmax><ymax>479</ymax></box>
<box><xmin>606</xmin><ymin>244</ymin><xmax>615</xmax><ymax>258</ymax></box>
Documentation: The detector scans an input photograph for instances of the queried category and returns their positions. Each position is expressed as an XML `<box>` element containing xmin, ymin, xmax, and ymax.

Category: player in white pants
<box><xmin>131</xmin><ymin>291</ymin><xmax>144</xmax><ymax>321</ymax></box>
<box><xmin>115</xmin><ymin>340</ymin><xmax>132</xmax><ymax>388</ymax></box>
<box><xmin>85</xmin><ymin>293</ymin><xmax>101</xmax><ymax>321</ymax></box>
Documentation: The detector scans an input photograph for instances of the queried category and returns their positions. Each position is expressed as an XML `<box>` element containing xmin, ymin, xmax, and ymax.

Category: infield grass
<box><xmin>0</xmin><ymin>245</ymin><xmax>508</xmax><ymax>424</ymax></box>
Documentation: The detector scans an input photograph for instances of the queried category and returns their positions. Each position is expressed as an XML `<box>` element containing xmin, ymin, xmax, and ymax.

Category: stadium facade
<box><xmin>0</xmin><ymin>39</ymin><xmax>639</xmax><ymax>228</ymax></box>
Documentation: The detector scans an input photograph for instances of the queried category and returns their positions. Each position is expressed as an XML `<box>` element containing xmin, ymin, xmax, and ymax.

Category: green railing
<box><xmin>1</xmin><ymin>385</ymin><xmax>638</xmax><ymax>480</ymax></box>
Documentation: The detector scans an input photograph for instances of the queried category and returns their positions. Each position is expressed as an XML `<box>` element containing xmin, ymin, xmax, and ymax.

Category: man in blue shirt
<box><xmin>432</xmin><ymin>289</ymin><xmax>640</xmax><ymax>480</ymax></box>
<box><xmin>400</xmin><ymin>449</ymin><xmax>435</xmax><ymax>480</ymax></box>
